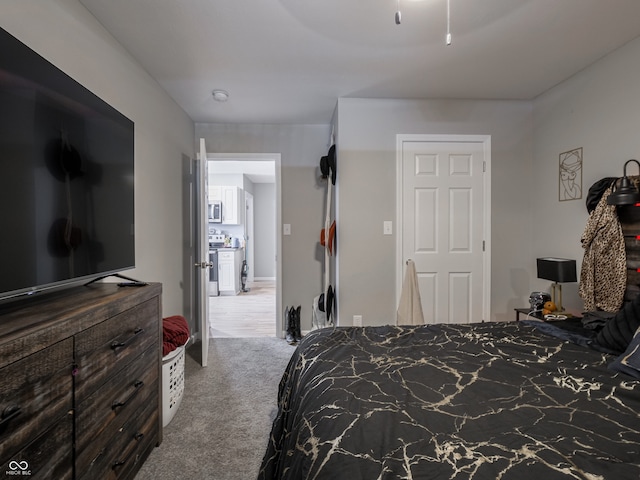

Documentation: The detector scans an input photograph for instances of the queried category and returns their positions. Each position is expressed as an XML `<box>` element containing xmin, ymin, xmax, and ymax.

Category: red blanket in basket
<box><xmin>163</xmin><ymin>315</ymin><xmax>190</xmax><ymax>356</ymax></box>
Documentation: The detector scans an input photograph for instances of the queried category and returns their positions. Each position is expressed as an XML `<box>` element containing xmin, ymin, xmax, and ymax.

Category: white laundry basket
<box><xmin>162</xmin><ymin>339</ymin><xmax>188</xmax><ymax>427</ymax></box>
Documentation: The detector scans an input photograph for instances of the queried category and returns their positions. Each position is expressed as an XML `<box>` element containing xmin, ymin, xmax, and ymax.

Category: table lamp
<box><xmin>536</xmin><ymin>257</ymin><xmax>577</xmax><ymax>312</ymax></box>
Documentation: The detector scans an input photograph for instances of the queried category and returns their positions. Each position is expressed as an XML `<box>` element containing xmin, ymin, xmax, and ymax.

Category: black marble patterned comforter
<box><xmin>258</xmin><ymin>322</ymin><xmax>640</xmax><ymax>480</ymax></box>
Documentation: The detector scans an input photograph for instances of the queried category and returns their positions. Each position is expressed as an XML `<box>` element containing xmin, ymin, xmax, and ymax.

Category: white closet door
<box><xmin>400</xmin><ymin>136</ymin><xmax>490</xmax><ymax>324</ymax></box>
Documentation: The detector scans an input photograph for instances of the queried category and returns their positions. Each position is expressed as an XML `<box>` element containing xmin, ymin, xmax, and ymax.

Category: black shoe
<box><xmin>285</xmin><ymin>306</ymin><xmax>297</xmax><ymax>345</ymax></box>
<box><xmin>284</xmin><ymin>306</ymin><xmax>294</xmax><ymax>344</ymax></box>
<box><xmin>293</xmin><ymin>305</ymin><xmax>302</xmax><ymax>343</ymax></box>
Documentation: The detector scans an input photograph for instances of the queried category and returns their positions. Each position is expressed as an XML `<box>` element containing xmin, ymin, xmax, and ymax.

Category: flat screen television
<box><xmin>0</xmin><ymin>27</ymin><xmax>135</xmax><ymax>302</ymax></box>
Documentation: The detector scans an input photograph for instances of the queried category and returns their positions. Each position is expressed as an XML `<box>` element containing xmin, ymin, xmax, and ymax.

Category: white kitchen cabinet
<box><xmin>209</xmin><ymin>186</ymin><xmax>222</xmax><ymax>203</ymax></box>
<box><xmin>210</xmin><ymin>186</ymin><xmax>243</xmax><ymax>225</ymax></box>
<box><xmin>221</xmin><ymin>186</ymin><xmax>243</xmax><ymax>225</ymax></box>
<box><xmin>218</xmin><ymin>249</ymin><xmax>243</xmax><ymax>295</ymax></box>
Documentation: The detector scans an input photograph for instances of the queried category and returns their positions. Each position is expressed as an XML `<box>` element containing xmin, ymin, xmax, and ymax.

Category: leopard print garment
<box><xmin>579</xmin><ymin>185</ymin><xmax>627</xmax><ymax>312</ymax></box>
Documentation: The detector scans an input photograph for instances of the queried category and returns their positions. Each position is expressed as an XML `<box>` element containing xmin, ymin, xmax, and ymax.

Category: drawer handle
<box><xmin>110</xmin><ymin>328</ymin><xmax>145</xmax><ymax>351</ymax></box>
<box><xmin>0</xmin><ymin>405</ymin><xmax>21</xmax><ymax>429</ymax></box>
<box><xmin>111</xmin><ymin>380</ymin><xmax>144</xmax><ymax>410</ymax></box>
<box><xmin>112</xmin><ymin>431</ymin><xmax>145</xmax><ymax>470</ymax></box>
<box><xmin>90</xmin><ymin>447</ymin><xmax>106</xmax><ymax>466</ymax></box>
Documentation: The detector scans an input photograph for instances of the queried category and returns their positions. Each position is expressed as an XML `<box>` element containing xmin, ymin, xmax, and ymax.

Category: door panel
<box><xmin>449</xmin><ymin>188</ymin><xmax>471</xmax><ymax>252</ymax></box>
<box><xmin>218</xmin><ymin>260</ymin><xmax>234</xmax><ymax>291</ymax></box>
<box><xmin>195</xmin><ymin>139</ymin><xmax>210</xmax><ymax>366</ymax></box>
<box><xmin>400</xmin><ymin>137</ymin><xmax>489</xmax><ymax>324</ymax></box>
<box><xmin>415</xmin><ymin>188</ymin><xmax>437</xmax><ymax>252</ymax></box>
<box><xmin>417</xmin><ymin>273</ymin><xmax>437</xmax><ymax>321</ymax></box>
<box><xmin>450</xmin><ymin>272</ymin><xmax>472</xmax><ymax>323</ymax></box>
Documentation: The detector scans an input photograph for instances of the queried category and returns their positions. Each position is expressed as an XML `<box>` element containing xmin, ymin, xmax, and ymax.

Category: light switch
<box><xmin>283</xmin><ymin>223</ymin><xmax>291</xmax><ymax>235</ymax></box>
<box><xmin>383</xmin><ymin>221</ymin><xmax>393</xmax><ymax>235</ymax></box>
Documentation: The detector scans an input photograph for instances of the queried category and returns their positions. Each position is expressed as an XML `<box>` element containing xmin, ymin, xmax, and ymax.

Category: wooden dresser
<box><xmin>0</xmin><ymin>282</ymin><xmax>162</xmax><ymax>479</ymax></box>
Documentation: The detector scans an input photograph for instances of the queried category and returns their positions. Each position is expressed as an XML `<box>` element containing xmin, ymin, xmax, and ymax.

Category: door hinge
<box><xmin>482</xmin><ymin>240</ymin><xmax>485</xmax><ymax>251</ymax></box>
<box><xmin>483</xmin><ymin>161</ymin><xmax>486</xmax><ymax>172</ymax></box>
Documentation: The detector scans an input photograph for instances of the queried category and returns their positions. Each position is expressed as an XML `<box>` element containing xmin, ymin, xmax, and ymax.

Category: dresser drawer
<box><xmin>75</xmin><ymin>345</ymin><xmax>159</xmax><ymax>471</ymax></box>
<box><xmin>77</xmin><ymin>391</ymin><xmax>159</xmax><ymax>480</ymax></box>
<box><xmin>0</xmin><ymin>338</ymin><xmax>73</xmax><ymax>465</ymax></box>
<box><xmin>218</xmin><ymin>250</ymin><xmax>235</xmax><ymax>261</ymax></box>
<box><xmin>75</xmin><ymin>298</ymin><xmax>160</xmax><ymax>403</ymax></box>
<box><xmin>5</xmin><ymin>411</ymin><xmax>73</xmax><ymax>480</ymax></box>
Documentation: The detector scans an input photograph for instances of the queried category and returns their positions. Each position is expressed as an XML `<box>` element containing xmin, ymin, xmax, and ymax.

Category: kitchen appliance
<box><xmin>209</xmin><ymin>233</ymin><xmax>225</xmax><ymax>248</ymax></box>
<box><xmin>209</xmin><ymin>201</ymin><xmax>222</xmax><ymax>223</ymax></box>
<box><xmin>208</xmin><ymin>233</ymin><xmax>225</xmax><ymax>296</ymax></box>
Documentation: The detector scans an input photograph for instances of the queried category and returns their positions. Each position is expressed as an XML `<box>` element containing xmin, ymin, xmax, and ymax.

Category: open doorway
<box><xmin>205</xmin><ymin>153</ymin><xmax>282</xmax><ymax>338</ymax></box>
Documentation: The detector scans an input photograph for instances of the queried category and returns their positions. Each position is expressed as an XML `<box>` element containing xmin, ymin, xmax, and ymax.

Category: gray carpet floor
<box><xmin>134</xmin><ymin>337</ymin><xmax>295</xmax><ymax>480</ymax></box>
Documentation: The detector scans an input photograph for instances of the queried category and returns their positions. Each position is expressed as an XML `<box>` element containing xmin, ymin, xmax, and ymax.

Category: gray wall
<box><xmin>254</xmin><ymin>183</ymin><xmax>277</xmax><ymax>278</ymax></box>
<box><xmin>195</xmin><ymin>123</ymin><xmax>332</xmax><ymax>330</ymax></box>
<box><xmin>531</xmin><ymin>35</ymin><xmax>640</xmax><ymax>311</ymax></box>
<box><xmin>335</xmin><ymin>98</ymin><xmax>534</xmax><ymax>325</ymax></box>
<box><xmin>0</xmin><ymin>1</ymin><xmax>195</xmax><ymax>323</ymax></box>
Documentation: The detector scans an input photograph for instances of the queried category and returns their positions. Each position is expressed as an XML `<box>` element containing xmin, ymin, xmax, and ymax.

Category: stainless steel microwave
<box><xmin>209</xmin><ymin>201</ymin><xmax>222</xmax><ymax>223</ymax></box>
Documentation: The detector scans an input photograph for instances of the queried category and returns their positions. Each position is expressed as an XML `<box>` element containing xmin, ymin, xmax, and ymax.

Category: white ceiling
<box><xmin>79</xmin><ymin>0</ymin><xmax>640</xmax><ymax>125</ymax></box>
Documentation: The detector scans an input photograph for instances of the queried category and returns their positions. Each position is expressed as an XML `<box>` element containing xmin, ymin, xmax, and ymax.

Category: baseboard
<box><xmin>253</xmin><ymin>276</ymin><xmax>276</xmax><ymax>281</ymax></box>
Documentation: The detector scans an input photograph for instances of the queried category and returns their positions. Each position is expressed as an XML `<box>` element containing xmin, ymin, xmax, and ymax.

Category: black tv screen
<box><xmin>0</xmin><ymin>27</ymin><xmax>135</xmax><ymax>301</ymax></box>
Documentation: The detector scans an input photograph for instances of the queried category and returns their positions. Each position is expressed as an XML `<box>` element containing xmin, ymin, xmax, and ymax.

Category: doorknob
<box><xmin>194</xmin><ymin>261</ymin><xmax>213</xmax><ymax>269</ymax></box>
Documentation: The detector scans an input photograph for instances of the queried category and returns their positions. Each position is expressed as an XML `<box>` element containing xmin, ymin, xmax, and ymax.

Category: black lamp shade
<box><xmin>607</xmin><ymin>177</ymin><xmax>640</xmax><ymax>205</ymax></box>
<box><xmin>537</xmin><ymin>258</ymin><xmax>577</xmax><ymax>283</ymax></box>
<box><xmin>608</xmin><ymin>159</ymin><xmax>640</xmax><ymax>205</ymax></box>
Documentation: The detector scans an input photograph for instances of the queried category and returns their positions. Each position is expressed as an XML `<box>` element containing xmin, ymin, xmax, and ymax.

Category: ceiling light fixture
<box><xmin>446</xmin><ymin>0</ymin><xmax>452</xmax><ymax>45</ymax></box>
<box><xmin>212</xmin><ymin>89</ymin><xmax>229</xmax><ymax>102</ymax></box>
<box><xmin>393</xmin><ymin>0</ymin><xmax>452</xmax><ymax>46</ymax></box>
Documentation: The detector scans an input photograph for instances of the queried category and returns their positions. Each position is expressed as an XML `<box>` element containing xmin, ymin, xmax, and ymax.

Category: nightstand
<box><xmin>515</xmin><ymin>307</ymin><xmax>581</xmax><ymax>322</ymax></box>
<box><xmin>514</xmin><ymin>308</ymin><xmax>543</xmax><ymax>321</ymax></box>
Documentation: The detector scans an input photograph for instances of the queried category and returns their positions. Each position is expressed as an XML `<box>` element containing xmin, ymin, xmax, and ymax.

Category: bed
<box><xmin>258</xmin><ymin>320</ymin><xmax>640</xmax><ymax>479</ymax></box>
